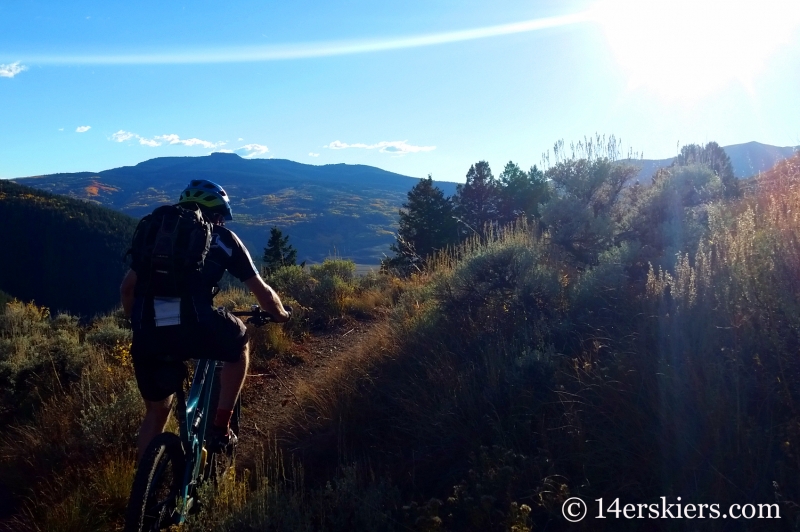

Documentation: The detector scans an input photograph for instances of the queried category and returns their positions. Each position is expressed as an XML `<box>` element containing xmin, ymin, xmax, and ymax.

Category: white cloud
<box><xmin>238</xmin><ymin>138</ymin><xmax>244</xmax><ymax>141</ymax></box>
<box><xmin>111</xmin><ymin>130</ymin><xmax>136</xmax><ymax>142</ymax></box>
<box><xmin>235</xmin><ymin>144</ymin><xmax>269</xmax><ymax>158</ymax></box>
<box><xmin>0</xmin><ymin>62</ymin><xmax>27</xmax><ymax>78</ymax></box>
<box><xmin>153</xmin><ymin>134</ymin><xmax>224</xmax><ymax>149</ymax></box>
<box><xmin>139</xmin><ymin>138</ymin><xmax>161</xmax><ymax>147</ymax></box>
<box><xmin>309</xmin><ymin>152</ymin><xmax>320</xmax><ymax>157</ymax></box>
<box><xmin>324</xmin><ymin>139</ymin><xmax>435</xmax><ymax>155</ymax></box>
<box><xmin>110</xmin><ymin>129</ymin><xmax>224</xmax><ymax>149</ymax></box>
<box><xmin>76</xmin><ymin>125</ymin><xmax>91</xmax><ymax>133</ymax></box>
<box><xmin>214</xmin><ymin>149</ymin><xmax>235</xmax><ymax>153</ymax></box>
<box><xmin>58</xmin><ymin>128</ymin><xmax>64</xmax><ymax>131</ymax></box>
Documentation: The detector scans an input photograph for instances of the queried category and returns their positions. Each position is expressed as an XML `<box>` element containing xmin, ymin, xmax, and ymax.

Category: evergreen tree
<box><xmin>453</xmin><ymin>161</ymin><xmax>500</xmax><ymax>239</ymax></box>
<box><xmin>262</xmin><ymin>226</ymin><xmax>297</xmax><ymax>275</ymax></box>
<box><xmin>498</xmin><ymin>161</ymin><xmax>551</xmax><ymax>225</ymax></box>
<box><xmin>387</xmin><ymin>175</ymin><xmax>458</xmax><ymax>270</ymax></box>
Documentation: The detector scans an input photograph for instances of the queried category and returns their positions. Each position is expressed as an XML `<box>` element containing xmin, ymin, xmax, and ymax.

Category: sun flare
<box><xmin>593</xmin><ymin>0</ymin><xmax>800</xmax><ymax>101</ymax></box>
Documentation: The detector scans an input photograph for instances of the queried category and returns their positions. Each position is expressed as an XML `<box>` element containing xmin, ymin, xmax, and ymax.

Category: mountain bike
<box><xmin>124</xmin><ymin>305</ymin><xmax>275</xmax><ymax>532</ymax></box>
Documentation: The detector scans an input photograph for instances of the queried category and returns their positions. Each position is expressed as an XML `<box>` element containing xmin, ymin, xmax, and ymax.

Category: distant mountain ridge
<box><xmin>629</xmin><ymin>141</ymin><xmax>798</xmax><ymax>182</ymax></box>
<box><xmin>13</xmin><ymin>154</ymin><xmax>458</xmax><ymax>265</ymax></box>
<box><xmin>10</xmin><ymin>142</ymin><xmax>795</xmax><ymax>264</ymax></box>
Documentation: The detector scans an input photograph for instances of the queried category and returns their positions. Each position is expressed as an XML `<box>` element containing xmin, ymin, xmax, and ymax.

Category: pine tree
<box><xmin>387</xmin><ymin>175</ymin><xmax>458</xmax><ymax>270</ymax></box>
<box><xmin>498</xmin><ymin>161</ymin><xmax>551</xmax><ymax>225</ymax></box>
<box><xmin>453</xmin><ymin>161</ymin><xmax>500</xmax><ymax>239</ymax></box>
<box><xmin>262</xmin><ymin>226</ymin><xmax>297</xmax><ymax>275</ymax></box>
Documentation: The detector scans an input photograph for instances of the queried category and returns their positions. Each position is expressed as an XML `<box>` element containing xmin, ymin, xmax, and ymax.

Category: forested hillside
<box><xmin>13</xmin><ymin>153</ymin><xmax>458</xmax><ymax>265</ymax></box>
<box><xmin>0</xmin><ymin>180</ymin><xmax>137</xmax><ymax>317</ymax></box>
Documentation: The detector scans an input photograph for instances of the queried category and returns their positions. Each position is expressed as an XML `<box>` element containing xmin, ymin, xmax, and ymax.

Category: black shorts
<box><xmin>131</xmin><ymin>307</ymin><xmax>249</xmax><ymax>402</ymax></box>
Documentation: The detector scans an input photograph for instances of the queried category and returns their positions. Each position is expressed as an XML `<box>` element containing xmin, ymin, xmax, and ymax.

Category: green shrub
<box><xmin>77</xmin><ymin>378</ymin><xmax>142</xmax><ymax>452</ymax></box>
<box><xmin>0</xmin><ymin>302</ymin><xmax>88</xmax><ymax>423</ymax></box>
<box><xmin>85</xmin><ymin>314</ymin><xmax>132</xmax><ymax>351</ymax></box>
<box><xmin>309</xmin><ymin>259</ymin><xmax>355</xmax><ymax>284</ymax></box>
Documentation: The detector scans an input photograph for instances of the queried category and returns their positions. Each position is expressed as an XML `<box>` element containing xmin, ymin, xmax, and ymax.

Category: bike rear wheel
<box><xmin>124</xmin><ymin>432</ymin><xmax>186</xmax><ymax>532</ymax></box>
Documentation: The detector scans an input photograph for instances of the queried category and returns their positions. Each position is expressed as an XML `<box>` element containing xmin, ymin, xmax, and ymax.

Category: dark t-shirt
<box><xmin>131</xmin><ymin>224</ymin><xmax>259</xmax><ymax>327</ymax></box>
<box><xmin>201</xmin><ymin>225</ymin><xmax>260</xmax><ymax>296</ymax></box>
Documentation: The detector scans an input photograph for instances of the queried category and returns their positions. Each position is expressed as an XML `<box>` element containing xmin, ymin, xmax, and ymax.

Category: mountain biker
<box><xmin>119</xmin><ymin>179</ymin><xmax>291</xmax><ymax>461</ymax></box>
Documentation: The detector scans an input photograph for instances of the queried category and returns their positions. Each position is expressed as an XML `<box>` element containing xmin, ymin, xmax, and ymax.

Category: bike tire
<box><xmin>124</xmin><ymin>432</ymin><xmax>186</xmax><ymax>532</ymax></box>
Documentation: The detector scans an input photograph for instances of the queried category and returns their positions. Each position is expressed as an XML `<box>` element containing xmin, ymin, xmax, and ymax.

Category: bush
<box><xmin>267</xmin><ymin>265</ymin><xmax>316</xmax><ymax>305</ymax></box>
<box><xmin>267</xmin><ymin>259</ymin><xmax>388</xmax><ymax>328</ymax></box>
<box><xmin>309</xmin><ymin>259</ymin><xmax>355</xmax><ymax>284</ymax></box>
<box><xmin>0</xmin><ymin>302</ymin><xmax>88</xmax><ymax>423</ymax></box>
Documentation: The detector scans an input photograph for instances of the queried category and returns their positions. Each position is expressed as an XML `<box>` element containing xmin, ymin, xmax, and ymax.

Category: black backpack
<box><xmin>127</xmin><ymin>204</ymin><xmax>213</xmax><ymax>298</ymax></box>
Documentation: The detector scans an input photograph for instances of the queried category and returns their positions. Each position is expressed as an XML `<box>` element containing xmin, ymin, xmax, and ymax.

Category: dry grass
<box><xmin>6</xmin><ymin>156</ymin><xmax>800</xmax><ymax>530</ymax></box>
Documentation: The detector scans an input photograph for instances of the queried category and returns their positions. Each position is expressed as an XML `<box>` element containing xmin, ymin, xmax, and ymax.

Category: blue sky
<box><xmin>1</xmin><ymin>0</ymin><xmax>799</xmax><ymax>182</ymax></box>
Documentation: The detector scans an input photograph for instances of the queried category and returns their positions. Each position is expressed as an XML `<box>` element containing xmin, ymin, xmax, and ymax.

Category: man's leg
<box><xmin>137</xmin><ymin>395</ymin><xmax>173</xmax><ymax>461</ymax></box>
<box><xmin>213</xmin><ymin>342</ymin><xmax>249</xmax><ymax>431</ymax></box>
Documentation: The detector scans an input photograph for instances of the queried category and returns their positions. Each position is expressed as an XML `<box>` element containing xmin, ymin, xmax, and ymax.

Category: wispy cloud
<box><xmin>111</xmin><ymin>130</ymin><xmax>136</xmax><ymax>142</ymax></box>
<box><xmin>309</xmin><ymin>152</ymin><xmax>320</xmax><ymax>157</ymax></box>
<box><xmin>324</xmin><ymin>140</ymin><xmax>435</xmax><ymax>155</ymax></box>
<box><xmin>0</xmin><ymin>62</ymin><xmax>27</xmax><ymax>78</ymax></box>
<box><xmin>155</xmin><ymin>134</ymin><xmax>222</xmax><ymax>148</ymax></box>
<box><xmin>236</xmin><ymin>144</ymin><xmax>269</xmax><ymax>158</ymax></box>
<box><xmin>110</xmin><ymin>129</ymin><xmax>224</xmax><ymax>148</ymax></box>
<box><xmin>6</xmin><ymin>12</ymin><xmax>590</xmax><ymax>65</ymax></box>
<box><xmin>76</xmin><ymin>125</ymin><xmax>91</xmax><ymax>133</ymax></box>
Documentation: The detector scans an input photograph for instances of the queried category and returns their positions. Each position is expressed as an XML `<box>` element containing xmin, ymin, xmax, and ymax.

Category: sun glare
<box><xmin>593</xmin><ymin>0</ymin><xmax>800</xmax><ymax>101</ymax></box>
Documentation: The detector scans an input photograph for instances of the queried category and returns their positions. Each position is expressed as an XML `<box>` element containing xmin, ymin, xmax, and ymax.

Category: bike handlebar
<box><xmin>227</xmin><ymin>305</ymin><xmax>292</xmax><ymax>327</ymax></box>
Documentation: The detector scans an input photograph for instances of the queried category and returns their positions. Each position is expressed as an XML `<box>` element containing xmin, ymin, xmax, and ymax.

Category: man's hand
<box><xmin>244</xmin><ymin>275</ymin><xmax>291</xmax><ymax>322</ymax></box>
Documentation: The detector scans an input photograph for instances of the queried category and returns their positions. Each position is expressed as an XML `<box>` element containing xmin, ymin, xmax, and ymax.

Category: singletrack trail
<box><xmin>236</xmin><ymin>318</ymin><xmax>386</xmax><ymax>469</ymax></box>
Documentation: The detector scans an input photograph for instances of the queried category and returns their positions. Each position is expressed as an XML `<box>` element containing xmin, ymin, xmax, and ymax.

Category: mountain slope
<box><xmin>13</xmin><ymin>154</ymin><xmax>458</xmax><ymax>264</ymax></box>
<box><xmin>0</xmin><ymin>180</ymin><xmax>137</xmax><ymax>317</ymax></box>
<box><xmin>629</xmin><ymin>141</ymin><xmax>798</xmax><ymax>182</ymax></box>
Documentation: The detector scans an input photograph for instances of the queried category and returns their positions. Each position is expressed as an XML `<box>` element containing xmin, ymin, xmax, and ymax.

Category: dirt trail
<box><xmin>236</xmin><ymin>318</ymin><xmax>384</xmax><ymax>467</ymax></box>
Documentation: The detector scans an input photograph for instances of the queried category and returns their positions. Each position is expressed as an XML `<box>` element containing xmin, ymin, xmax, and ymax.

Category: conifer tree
<box><xmin>388</xmin><ymin>175</ymin><xmax>458</xmax><ymax>270</ymax></box>
<box><xmin>262</xmin><ymin>226</ymin><xmax>297</xmax><ymax>275</ymax></box>
<box><xmin>453</xmin><ymin>161</ymin><xmax>500</xmax><ymax>238</ymax></box>
<box><xmin>498</xmin><ymin>161</ymin><xmax>551</xmax><ymax>225</ymax></box>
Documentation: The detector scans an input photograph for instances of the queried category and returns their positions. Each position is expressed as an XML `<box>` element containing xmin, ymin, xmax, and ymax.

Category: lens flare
<box><xmin>5</xmin><ymin>12</ymin><xmax>591</xmax><ymax>66</ymax></box>
<box><xmin>592</xmin><ymin>0</ymin><xmax>800</xmax><ymax>100</ymax></box>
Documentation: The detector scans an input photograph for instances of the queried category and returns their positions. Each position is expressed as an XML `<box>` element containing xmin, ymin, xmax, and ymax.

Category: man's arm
<box><xmin>244</xmin><ymin>275</ymin><xmax>291</xmax><ymax>322</ymax></box>
<box><xmin>120</xmin><ymin>269</ymin><xmax>137</xmax><ymax>318</ymax></box>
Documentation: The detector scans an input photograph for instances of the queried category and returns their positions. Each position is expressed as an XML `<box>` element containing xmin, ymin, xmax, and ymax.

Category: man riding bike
<box><xmin>120</xmin><ymin>179</ymin><xmax>291</xmax><ymax>461</ymax></box>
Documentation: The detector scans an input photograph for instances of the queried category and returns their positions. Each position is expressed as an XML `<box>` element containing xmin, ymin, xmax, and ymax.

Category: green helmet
<box><xmin>178</xmin><ymin>179</ymin><xmax>233</xmax><ymax>221</ymax></box>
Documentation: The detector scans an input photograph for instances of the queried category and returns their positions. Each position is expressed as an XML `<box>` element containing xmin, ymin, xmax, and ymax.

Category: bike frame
<box><xmin>173</xmin><ymin>357</ymin><xmax>219</xmax><ymax>523</ymax></box>
<box><xmin>126</xmin><ymin>305</ymin><xmax>273</xmax><ymax>529</ymax></box>
<box><xmin>170</xmin><ymin>306</ymin><xmax>264</xmax><ymax>523</ymax></box>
